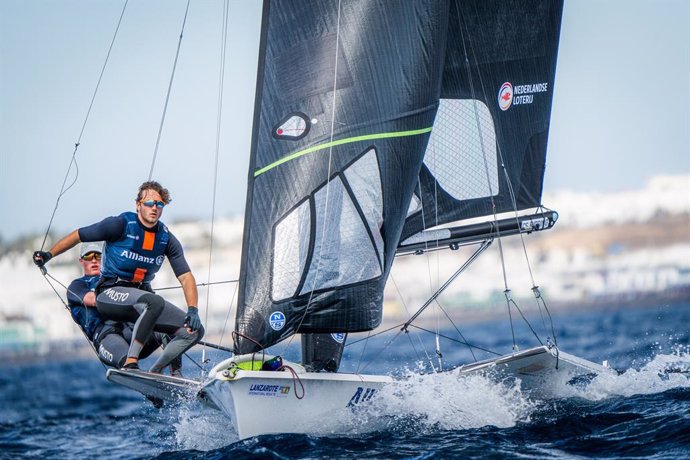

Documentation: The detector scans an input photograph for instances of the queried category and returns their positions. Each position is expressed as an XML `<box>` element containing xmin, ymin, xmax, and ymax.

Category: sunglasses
<box><xmin>141</xmin><ymin>200</ymin><xmax>166</xmax><ymax>209</ymax></box>
<box><xmin>81</xmin><ymin>252</ymin><xmax>101</xmax><ymax>261</ymax></box>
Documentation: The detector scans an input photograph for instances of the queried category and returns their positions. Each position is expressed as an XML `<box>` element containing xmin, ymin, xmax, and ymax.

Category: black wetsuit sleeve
<box><xmin>78</xmin><ymin>215</ymin><xmax>126</xmax><ymax>242</ymax></box>
<box><xmin>166</xmin><ymin>233</ymin><xmax>191</xmax><ymax>277</ymax></box>
<box><xmin>67</xmin><ymin>279</ymin><xmax>89</xmax><ymax>306</ymax></box>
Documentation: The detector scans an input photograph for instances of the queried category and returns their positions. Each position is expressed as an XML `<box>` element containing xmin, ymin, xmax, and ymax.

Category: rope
<box><xmin>147</xmin><ymin>0</ymin><xmax>191</xmax><ymax>180</ymax></box>
<box><xmin>40</xmin><ymin>0</ymin><xmax>129</xmax><ymax>250</ymax></box>
<box><xmin>278</xmin><ymin>365</ymin><xmax>305</xmax><ymax>399</ymax></box>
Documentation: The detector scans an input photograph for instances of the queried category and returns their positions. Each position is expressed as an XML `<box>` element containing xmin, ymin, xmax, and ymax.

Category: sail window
<box><xmin>342</xmin><ymin>149</ymin><xmax>384</xmax><ymax>265</ymax></box>
<box><xmin>272</xmin><ymin>200</ymin><xmax>311</xmax><ymax>301</ymax></box>
<box><xmin>273</xmin><ymin>112</ymin><xmax>311</xmax><ymax>140</ymax></box>
<box><xmin>407</xmin><ymin>193</ymin><xmax>421</xmax><ymax>217</ymax></box>
<box><xmin>271</xmin><ymin>150</ymin><xmax>384</xmax><ymax>301</ymax></box>
<box><xmin>299</xmin><ymin>175</ymin><xmax>382</xmax><ymax>296</ymax></box>
<box><xmin>423</xmin><ymin>99</ymin><xmax>498</xmax><ymax>200</ymax></box>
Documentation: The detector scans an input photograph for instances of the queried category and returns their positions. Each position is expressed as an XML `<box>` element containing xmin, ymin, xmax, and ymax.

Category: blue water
<box><xmin>1</xmin><ymin>301</ymin><xmax>689</xmax><ymax>459</ymax></box>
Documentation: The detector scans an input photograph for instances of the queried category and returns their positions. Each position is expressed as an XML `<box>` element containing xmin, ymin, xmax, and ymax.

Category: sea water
<box><xmin>1</xmin><ymin>301</ymin><xmax>689</xmax><ymax>459</ymax></box>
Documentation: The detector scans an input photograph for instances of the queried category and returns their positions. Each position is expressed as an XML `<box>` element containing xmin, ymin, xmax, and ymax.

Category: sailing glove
<box><xmin>33</xmin><ymin>251</ymin><xmax>52</xmax><ymax>267</ymax></box>
<box><xmin>184</xmin><ymin>307</ymin><xmax>202</xmax><ymax>332</ymax></box>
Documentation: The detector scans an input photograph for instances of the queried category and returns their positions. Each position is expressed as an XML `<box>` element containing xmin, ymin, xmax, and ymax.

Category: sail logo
<box><xmin>331</xmin><ymin>333</ymin><xmax>346</xmax><ymax>343</ymax></box>
<box><xmin>498</xmin><ymin>82</ymin><xmax>513</xmax><ymax>111</ymax></box>
<box><xmin>269</xmin><ymin>311</ymin><xmax>286</xmax><ymax>331</ymax></box>
<box><xmin>499</xmin><ymin>81</ymin><xmax>549</xmax><ymax>111</ymax></box>
<box><xmin>248</xmin><ymin>383</ymin><xmax>290</xmax><ymax>397</ymax></box>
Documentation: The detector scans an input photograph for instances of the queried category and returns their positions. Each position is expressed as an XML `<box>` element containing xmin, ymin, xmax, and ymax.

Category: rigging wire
<box><xmin>147</xmin><ymin>0</ymin><xmax>191</xmax><ymax>180</ymax></box>
<box><xmin>200</xmin><ymin>0</ymin><xmax>231</xmax><ymax>370</ymax></box>
<box><xmin>40</xmin><ymin>269</ymin><xmax>108</xmax><ymax>371</ymax></box>
<box><xmin>217</xmin><ymin>282</ymin><xmax>239</xmax><ymax>351</ymax></box>
<box><xmin>345</xmin><ymin>322</ymin><xmax>499</xmax><ymax>357</ymax></box>
<box><xmin>155</xmin><ymin>278</ymin><xmax>238</xmax><ymax>291</ymax></box>
<box><xmin>36</xmin><ymin>2</ymin><xmax>130</xmax><ymax>369</ymax></box>
<box><xmin>411</xmin><ymin>177</ymin><xmax>439</xmax><ymax>367</ymax></box>
<box><xmin>389</xmin><ymin>274</ymin><xmax>438</xmax><ymax>370</ymax></box>
<box><xmin>458</xmin><ymin>3</ymin><xmax>557</xmax><ymax>348</ymax></box>
<box><xmin>40</xmin><ymin>0</ymin><xmax>129</xmax><ymax>250</ymax></box>
<box><xmin>432</xmin><ymin>140</ymin><xmax>444</xmax><ymax>370</ymax></box>
<box><xmin>456</xmin><ymin>2</ymin><xmax>523</xmax><ymax>351</ymax></box>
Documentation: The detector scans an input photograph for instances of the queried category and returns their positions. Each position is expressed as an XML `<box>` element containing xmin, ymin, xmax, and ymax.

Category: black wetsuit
<box><xmin>79</xmin><ymin>212</ymin><xmax>203</xmax><ymax>371</ymax></box>
<box><xmin>66</xmin><ymin>275</ymin><xmax>162</xmax><ymax>368</ymax></box>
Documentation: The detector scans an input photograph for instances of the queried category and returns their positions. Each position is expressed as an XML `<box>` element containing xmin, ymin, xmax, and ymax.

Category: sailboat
<box><xmin>108</xmin><ymin>0</ymin><xmax>617</xmax><ymax>439</ymax></box>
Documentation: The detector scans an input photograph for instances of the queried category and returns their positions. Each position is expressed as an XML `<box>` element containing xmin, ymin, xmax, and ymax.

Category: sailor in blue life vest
<box><xmin>67</xmin><ymin>241</ymin><xmax>182</xmax><ymax>374</ymax></box>
<box><xmin>34</xmin><ymin>180</ymin><xmax>204</xmax><ymax>373</ymax></box>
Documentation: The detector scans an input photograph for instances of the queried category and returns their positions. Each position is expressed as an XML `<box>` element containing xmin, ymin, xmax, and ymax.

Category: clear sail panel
<box><xmin>272</xmin><ymin>200</ymin><xmax>311</xmax><ymax>301</ymax></box>
<box><xmin>299</xmin><ymin>175</ymin><xmax>382</xmax><ymax>296</ymax></box>
<box><xmin>423</xmin><ymin>98</ymin><xmax>498</xmax><ymax>201</ymax></box>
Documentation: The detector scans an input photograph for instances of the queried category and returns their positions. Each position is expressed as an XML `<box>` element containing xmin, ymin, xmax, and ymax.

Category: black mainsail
<box><xmin>235</xmin><ymin>0</ymin><xmax>449</xmax><ymax>354</ymax></box>
<box><xmin>234</xmin><ymin>0</ymin><xmax>564</xmax><ymax>360</ymax></box>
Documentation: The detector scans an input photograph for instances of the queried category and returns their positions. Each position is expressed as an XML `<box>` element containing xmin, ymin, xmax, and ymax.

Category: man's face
<box><xmin>136</xmin><ymin>189</ymin><xmax>165</xmax><ymax>227</ymax></box>
<box><xmin>79</xmin><ymin>252</ymin><xmax>101</xmax><ymax>276</ymax></box>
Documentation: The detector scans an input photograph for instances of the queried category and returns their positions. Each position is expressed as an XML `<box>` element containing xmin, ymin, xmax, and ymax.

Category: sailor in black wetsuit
<box><xmin>34</xmin><ymin>181</ymin><xmax>203</xmax><ymax>372</ymax></box>
<box><xmin>67</xmin><ymin>242</ymin><xmax>179</xmax><ymax>372</ymax></box>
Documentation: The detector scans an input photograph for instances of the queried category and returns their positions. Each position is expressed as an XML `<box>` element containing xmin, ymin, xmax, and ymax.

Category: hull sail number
<box><xmin>347</xmin><ymin>386</ymin><xmax>378</xmax><ymax>409</ymax></box>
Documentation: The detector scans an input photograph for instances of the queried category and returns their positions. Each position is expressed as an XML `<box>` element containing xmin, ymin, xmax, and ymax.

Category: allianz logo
<box><xmin>120</xmin><ymin>249</ymin><xmax>156</xmax><ymax>265</ymax></box>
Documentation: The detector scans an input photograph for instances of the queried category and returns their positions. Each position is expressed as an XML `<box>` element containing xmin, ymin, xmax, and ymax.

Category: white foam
<box><xmin>569</xmin><ymin>349</ymin><xmax>690</xmax><ymax>401</ymax></box>
<box><xmin>167</xmin><ymin>350</ymin><xmax>690</xmax><ymax>444</ymax></box>
<box><xmin>172</xmin><ymin>403</ymin><xmax>239</xmax><ymax>451</ymax></box>
<box><xmin>330</xmin><ymin>370</ymin><xmax>537</xmax><ymax>435</ymax></box>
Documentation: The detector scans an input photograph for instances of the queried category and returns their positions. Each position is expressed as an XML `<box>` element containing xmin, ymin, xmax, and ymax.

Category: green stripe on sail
<box><xmin>254</xmin><ymin>126</ymin><xmax>433</xmax><ymax>177</ymax></box>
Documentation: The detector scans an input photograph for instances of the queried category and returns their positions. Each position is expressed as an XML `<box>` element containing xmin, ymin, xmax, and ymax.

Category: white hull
<box><xmin>104</xmin><ymin>346</ymin><xmax>614</xmax><ymax>438</ymax></box>
<box><xmin>201</xmin><ymin>365</ymin><xmax>392</xmax><ymax>439</ymax></box>
<box><xmin>200</xmin><ymin>346</ymin><xmax>614</xmax><ymax>439</ymax></box>
<box><xmin>456</xmin><ymin>345</ymin><xmax>616</xmax><ymax>398</ymax></box>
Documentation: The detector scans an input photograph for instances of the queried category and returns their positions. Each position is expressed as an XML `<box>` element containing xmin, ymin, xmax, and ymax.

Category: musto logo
<box><xmin>498</xmin><ymin>82</ymin><xmax>513</xmax><ymax>111</ymax></box>
<box><xmin>103</xmin><ymin>288</ymin><xmax>129</xmax><ymax>303</ymax></box>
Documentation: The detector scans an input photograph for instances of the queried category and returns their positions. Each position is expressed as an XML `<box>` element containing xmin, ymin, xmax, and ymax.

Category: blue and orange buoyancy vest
<box><xmin>101</xmin><ymin>212</ymin><xmax>170</xmax><ymax>284</ymax></box>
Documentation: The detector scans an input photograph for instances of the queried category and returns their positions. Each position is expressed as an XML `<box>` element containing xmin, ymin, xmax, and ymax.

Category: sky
<box><xmin>1</xmin><ymin>0</ymin><xmax>688</xmax><ymax>243</ymax></box>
